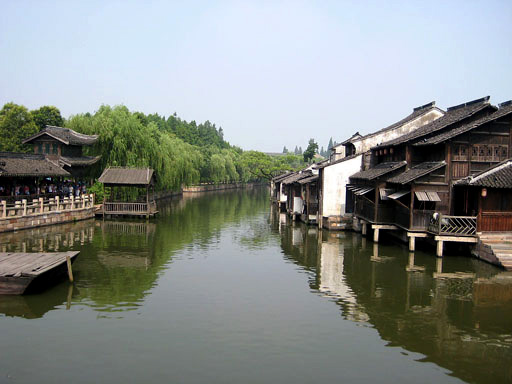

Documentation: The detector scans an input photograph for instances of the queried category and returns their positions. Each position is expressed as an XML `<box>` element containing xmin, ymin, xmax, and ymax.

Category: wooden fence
<box><xmin>103</xmin><ymin>201</ymin><xmax>157</xmax><ymax>215</ymax></box>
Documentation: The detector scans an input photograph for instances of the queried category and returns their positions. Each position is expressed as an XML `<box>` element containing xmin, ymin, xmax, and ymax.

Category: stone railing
<box><xmin>1</xmin><ymin>194</ymin><xmax>95</xmax><ymax>219</ymax></box>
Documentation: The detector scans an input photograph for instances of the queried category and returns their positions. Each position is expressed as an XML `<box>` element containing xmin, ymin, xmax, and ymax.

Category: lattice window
<box><xmin>471</xmin><ymin>144</ymin><xmax>509</xmax><ymax>162</ymax></box>
<box><xmin>500</xmin><ymin>146</ymin><xmax>508</xmax><ymax>160</ymax></box>
<box><xmin>453</xmin><ymin>144</ymin><xmax>468</xmax><ymax>161</ymax></box>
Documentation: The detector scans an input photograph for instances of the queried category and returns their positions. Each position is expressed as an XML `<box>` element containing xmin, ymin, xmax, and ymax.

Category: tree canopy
<box><xmin>0</xmin><ymin>103</ymin><xmax>38</xmax><ymax>152</ymax></box>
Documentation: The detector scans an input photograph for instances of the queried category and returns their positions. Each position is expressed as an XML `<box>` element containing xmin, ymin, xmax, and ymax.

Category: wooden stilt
<box><xmin>66</xmin><ymin>255</ymin><xmax>74</xmax><ymax>282</ymax></box>
<box><xmin>362</xmin><ymin>222</ymin><xmax>367</xmax><ymax>236</ymax></box>
<box><xmin>436</xmin><ymin>240</ymin><xmax>443</xmax><ymax>257</ymax></box>
<box><xmin>373</xmin><ymin>228</ymin><xmax>379</xmax><ymax>243</ymax></box>
<box><xmin>409</xmin><ymin>236</ymin><xmax>415</xmax><ymax>252</ymax></box>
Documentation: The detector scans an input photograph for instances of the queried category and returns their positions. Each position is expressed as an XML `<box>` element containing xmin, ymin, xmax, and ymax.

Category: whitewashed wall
<box><xmin>352</xmin><ymin>109</ymin><xmax>444</xmax><ymax>153</ymax></box>
<box><xmin>322</xmin><ymin>155</ymin><xmax>362</xmax><ymax>216</ymax></box>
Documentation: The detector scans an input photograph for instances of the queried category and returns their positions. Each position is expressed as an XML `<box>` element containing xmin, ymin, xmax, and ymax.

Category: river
<box><xmin>0</xmin><ymin>187</ymin><xmax>511</xmax><ymax>383</ymax></box>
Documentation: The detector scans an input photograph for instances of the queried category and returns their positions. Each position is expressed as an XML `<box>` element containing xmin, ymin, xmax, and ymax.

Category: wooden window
<box><xmin>52</xmin><ymin>144</ymin><xmax>58</xmax><ymax>155</ymax></box>
<box><xmin>471</xmin><ymin>144</ymin><xmax>507</xmax><ymax>162</ymax></box>
<box><xmin>37</xmin><ymin>143</ymin><xmax>42</xmax><ymax>153</ymax></box>
<box><xmin>45</xmin><ymin>143</ymin><xmax>50</xmax><ymax>154</ymax></box>
<box><xmin>500</xmin><ymin>146</ymin><xmax>508</xmax><ymax>161</ymax></box>
<box><xmin>453</xmin><ymin>144</ymin><xmax>468</xmax><ymax>161</ymax></box>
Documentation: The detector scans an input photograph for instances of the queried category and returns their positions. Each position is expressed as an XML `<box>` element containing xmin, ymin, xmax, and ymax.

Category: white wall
<box><xmin>352</xmin><ymin>109</ymin><xmax>444</xmax><ymax>153</ymax></box>
<box><xmin>322</xmin><ymin>155</ymin><xmax>362</xmax><ymax>217</ymax></box>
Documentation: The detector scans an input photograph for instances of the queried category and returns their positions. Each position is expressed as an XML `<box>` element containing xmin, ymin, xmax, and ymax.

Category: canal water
<box><xmin>0</xmin><ymin>187</ymin><xmax>511</xmax><ymax>384</ymax></box>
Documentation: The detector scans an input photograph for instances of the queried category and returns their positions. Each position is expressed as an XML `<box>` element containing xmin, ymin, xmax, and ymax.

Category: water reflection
<box><xmin>271</xmin><ymin>214</ymin><xmax>512</xmax><ymax>384</ymax></box>
<box><xmin>0</xmin><ymin>188</ymin><xmax>270</xmax><ymax>319</ymax></box>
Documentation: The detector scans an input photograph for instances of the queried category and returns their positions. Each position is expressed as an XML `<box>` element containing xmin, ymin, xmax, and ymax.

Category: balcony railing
<box><xmin>428</xmin><ymin>214</ymin><xmax>477</xmax><ymax>236</ymax></box>
<box><xmin>104</xmin><ymin>201</ymin><xmax>157</xmax><ymax>215</ymax></box>
<box><xmin>355</xmin><ymin>198</ymin><xmax>375</xmax><ymax>222</ymax></box>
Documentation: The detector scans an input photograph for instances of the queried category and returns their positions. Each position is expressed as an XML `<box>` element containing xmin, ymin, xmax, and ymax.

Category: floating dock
<box><xmin>0</xmin><ymin>251</ymin><xmax>79</xmax><ymax>295</ymax></box>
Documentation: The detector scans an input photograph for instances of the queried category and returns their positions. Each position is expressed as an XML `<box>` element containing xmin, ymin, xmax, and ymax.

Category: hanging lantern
<box><xmin>481</xmin><ymin>188</ymin><xmax>487</xmax><ymax>197</ymax></box>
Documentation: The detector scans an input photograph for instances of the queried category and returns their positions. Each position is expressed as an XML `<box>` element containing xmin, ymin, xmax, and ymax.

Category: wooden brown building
<box><xmin>349</xmin><ymin>97</ymin><xmax>512</xmax><ymax>250</ymax></box>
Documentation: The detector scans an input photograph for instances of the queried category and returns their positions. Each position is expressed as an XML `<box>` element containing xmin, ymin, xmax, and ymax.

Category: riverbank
<box><xmin>182</xmin><ymin>182</ymin><xmax>266</xmax><ymax>193</ymax></box>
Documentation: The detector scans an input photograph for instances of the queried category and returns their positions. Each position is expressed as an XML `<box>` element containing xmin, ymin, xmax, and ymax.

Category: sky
<box><xmin>1</xmin><ymin>0</ymin><xmax>511</xmax><ymax>152</ymax></box>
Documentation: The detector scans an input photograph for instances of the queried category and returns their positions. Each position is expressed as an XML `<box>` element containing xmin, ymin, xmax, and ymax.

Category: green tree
<box><xmin>282</xmin><ymin>146</ymin><xmax>288</xmax><ymax>154</ymax></box>
<box><xmin>303</xmin><ymin>139</ymin><xmax>318</xmax><ymax>163</ymax></box>
<box><xmin>31</xmin><ymin>105</ymin><xmax>64</xmax><ymax>130</ymax></box>
<box><xmin>0</xmin><ymin>102</ymin><xmax>38</xmax><ymax>152</ymax></box>
<box><xmin>327</xmin><ymin>137</ymin><xmax>334</xmax><ymax>150</ymax></box>
<box><xmin>294</xmin><ymin>146</ymin><xmax>299</xmax><ymax>155</ymax></box>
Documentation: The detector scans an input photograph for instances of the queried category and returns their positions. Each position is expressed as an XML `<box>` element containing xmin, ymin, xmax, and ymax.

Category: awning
<box><xmin>415</xmin><ymin>191</ymin><xmax>441</xmax><ymax>202</ymax></box>
<box><xmin>379</xmin><ymin>188</ymin><xmax>394</xmax><ymax>200</ymax></box>
<box><xmin>388</xmin><ymin>190</ymin><xmax>410</xmax><ymax>200</ymax></box>
<box><xmin>354</xmin><ymin>187</ymin><xmax>374</xmax><ymax>196</ymax></box>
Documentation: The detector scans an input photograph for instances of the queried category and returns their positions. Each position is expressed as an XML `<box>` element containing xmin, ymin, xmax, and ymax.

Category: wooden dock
<box><xmin>0</xmin><ymin>251</ymin><xmax>79</xmax><ymax>295</ymax></box>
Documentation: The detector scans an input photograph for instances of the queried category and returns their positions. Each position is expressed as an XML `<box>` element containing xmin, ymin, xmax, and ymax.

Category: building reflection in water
<box><xmin>271</xmin><ymin>212</ymin><xmax>512</xmax><ymax>384</ymax></box>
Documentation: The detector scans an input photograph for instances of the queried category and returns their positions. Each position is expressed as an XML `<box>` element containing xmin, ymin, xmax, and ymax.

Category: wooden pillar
<box><xmin>55</xmin><ymin>196</ymin><xmax>60</xmax><ymax>211</ymax></box>
<box><xmin>436</xmin><ymin>240</ymin><xmax>443</xmax><ymax>257</ymax></box>
<box><xmin>39</xmin><ymin>197</ymin><xmax>44</xmax><ymax>213</ymax></box>
<box><xmin>409</xmin><ymin>185</ymin><xmax>415</xmax><ymax>229</ymax></box>
<box><xmin>22</xmin><ymin>199</ymin><xmax>27</xmax><ymax>216</ymax></box>
<box><xmin>409</xmin><ymin>235</ymin><xmax>415</xmax><ymax>252</ymax></box>
<box><xmin>436</xmin><ymin>257</ymin><xmax>443</xmax><ymax>273</ymax></box>
<box><xmin>373</xmin><ymin>227</ymin><xmax>379</xmax><ymax>243</ymax></box>
<box><xmin>318</xmin><ymin>170</ymin><xmax>323</xmax><ymax>229</ymax></box>
<box><xmin>408</xmin><ymin>252</ymin><xmax>415</xmax><ymax>269</ymax></box>
<box><xmin>1</xmin><ymin>200</ymin><xmax>6</xmax><ymax>218</ymax></box>
<box><xmin>362</xmin><ymin>222</ymin><xmax>367</xmax><ymax>236</ymax></box>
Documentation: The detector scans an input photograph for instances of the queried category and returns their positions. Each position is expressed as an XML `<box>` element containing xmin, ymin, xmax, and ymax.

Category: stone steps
<box><xmin>478</xmin><ymin>234</ymin><xmax>512</xmax><ymax>270</ymax></box>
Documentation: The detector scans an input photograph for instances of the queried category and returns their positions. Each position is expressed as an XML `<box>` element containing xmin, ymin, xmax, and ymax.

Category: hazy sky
<box><xmin>1</xmin><ymin>1</ymin><xmax>511</xmax><ymax>152</ymax></box>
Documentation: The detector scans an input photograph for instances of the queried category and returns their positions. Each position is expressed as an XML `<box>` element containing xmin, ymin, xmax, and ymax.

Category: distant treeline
<box><xmin>0</xmin><ymin>102</ymin><xmax>305</xmax><ymax>191</ymax></box>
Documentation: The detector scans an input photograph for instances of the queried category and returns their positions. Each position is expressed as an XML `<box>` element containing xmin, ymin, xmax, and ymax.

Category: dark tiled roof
<box><xmin>23</xmin><ymin>126</ymin><xmax>98</xmax><ymax>146</ymax></box>
<box><xmin>0</xmin><ymin>152</ymin><xmax>70</xmax><ymax>177</ymax></box>
<box><xmin>60</xmin><ymin>156</ymin><xmax>101</xmax><ymax>167</ymax></box>
<box><xmin>281</xmin><ymin>171</ymin><xmax>313</xmax><ymax>185</ymax></box>
<box><xmin>297</xmin><ymin>174</ymin><xmax>318</xmax><ymax>184</ymax></box>
<box><xmin>414</xmin><ymin>103</ymin><xmax>512</xmax><ymax>146</ymax></box>
<box><xmin>272</xmin><ymin>172</ymin><xmax>292</xmax><ymax>182</ymax></box>
<box><xmin>315</xmin><ymin>153</ymin><xmax>361</xmax><ymax>169</ymax></box>
<box><xmin>387</xmin><ymin>161</ymin><xmax>446</xmax><ymax>184</ymax></box>
<box><xmin>455</xmin><ymin>160</ymin><xmax>512</xmax><ymax>188</ymax></box>
<box><xmin>338</xmin><ymin>132</ymin><xmax>362</xmax><ymax>146</ymax></box>
<box><xmin>376</xmin><ymin>97</ymin><xmax>495</xmax><ymax>148</ymax></box>
<box><xmin>349</xmin><ymin>161</ymin><xmax>406</xmax><ymax>180</ymax></box>
<box><xmin>98</xmin><ymin>167</ymin><xmax>154</xmax><ymax>185</ymax></box>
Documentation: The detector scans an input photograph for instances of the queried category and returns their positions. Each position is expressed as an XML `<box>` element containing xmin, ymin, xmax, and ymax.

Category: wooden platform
<box><xmin>0</xmin><ymin>251</ymin><xmax>79</xmax><ymax>295</ymax></box>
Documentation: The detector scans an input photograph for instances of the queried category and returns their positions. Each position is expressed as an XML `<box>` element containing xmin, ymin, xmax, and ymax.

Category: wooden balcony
<box><xmin>428</xmin><ymin>214</ymin><xmax>477</xmax><ymax>236</ymax></box>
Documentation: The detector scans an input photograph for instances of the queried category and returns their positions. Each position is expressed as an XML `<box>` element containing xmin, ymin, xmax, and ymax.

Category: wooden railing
<box><xmin>412</xmin><ymin>210</ymin><xmax>435</xmax><ymax>231</ymax></box>
<box><xmin>104</xmin><ymin>202</ymin><xmax>151</xmax><ymax>214</ymax></box>
<box><xmin>1</xmin><ymin>194</ymin><xmax>95</xmax><ymax>219</ymax></box>
<box><xmin>355</xmin><ymin>198</ymin><xmax>375</xmax><ymax>222</ymax></box>
<box><xmin>394</xmin><ymin>205</ymin><xmax>410</xmax><ymax>229</ymax></box>
<box><xmin>428</xmin><ymin>213</ymin><xmax>477</xmax><ymax>236</ymax></box>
